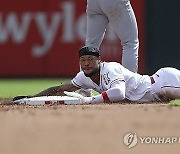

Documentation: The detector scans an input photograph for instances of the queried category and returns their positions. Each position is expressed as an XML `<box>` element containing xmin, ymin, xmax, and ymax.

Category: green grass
<box><xmin>169</xmin><ymin>99</ymin><xmax>180</xmax><ymax>106</ymax></box>
<box><xmin>0</xmin><ymin>78</ymin><xmax>71</xmax><ymax>99</ymax></box>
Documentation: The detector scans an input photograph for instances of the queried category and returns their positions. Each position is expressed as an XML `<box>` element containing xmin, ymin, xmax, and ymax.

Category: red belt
<box><xmin>150</xmin><ymin>76</ymin><xmax>155</xmax><ymax>84</ymax></box>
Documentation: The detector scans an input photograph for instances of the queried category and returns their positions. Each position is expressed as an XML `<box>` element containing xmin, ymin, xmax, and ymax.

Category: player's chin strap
<box><xmin>64</xmin><ymin>91</ymin><xmax>92</xmax><ymax>104</ymax></box>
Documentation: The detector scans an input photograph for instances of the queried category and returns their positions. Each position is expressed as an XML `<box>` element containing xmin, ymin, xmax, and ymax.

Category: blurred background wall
<box><xmin>0</xmin><ymin>0</ymin><xmax>179</xmax><ymax>77</ymax></box>
<box><xmin>146</xmin><ymin>0</ymin><xmax>180</xmax><ymax>74</ymax></box>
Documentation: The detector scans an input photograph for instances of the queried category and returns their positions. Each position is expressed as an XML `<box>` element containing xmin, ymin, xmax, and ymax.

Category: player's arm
<box><xmin>34</xmin><ymin>81</ymin><xmax>79</xmax><ymax>97</ymax></box>
<box><xmin>91</xmin><ymin>80</ymin><xmax>126</xmax><ymax>103</ymax></box>
<box><xmin>91</xmin><ymin>65</ymin><xmax>126</xmax><ymax>103</ymax></box>
<box><xmin>13</xmin><ymin>72</ymin><xmax>84</xmax><ymax>101</ymax></box>
<box><xmin>65</xmin><ymin>80</ymin><xmax>126</xmax><ymax>104</ymax></box>
<box><xmin>13</xmin><ymin>81</ymin><xmax>79</xmax><ymax>101</ymax></box>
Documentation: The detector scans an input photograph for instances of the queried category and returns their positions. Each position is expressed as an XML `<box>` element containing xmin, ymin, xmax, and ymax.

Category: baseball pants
<box><xmin>151</xmin><ymin>67</ymin><xmax>180</xmax><ymax>100</ymax></box>
<box><xmin>86</xmin><ymin>0</ymin><xmax>139</xmax><ymax>72</ymax></box>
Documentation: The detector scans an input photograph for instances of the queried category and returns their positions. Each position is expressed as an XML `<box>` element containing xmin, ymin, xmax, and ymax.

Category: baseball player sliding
<box><xmin>13</xmin><ymin>46</ymin><xmax>180</xmax><ymax>104</ymax></box>
<box><xmin>80</xmin><ymin>0</ymin><xmax>139</xmax><ymax>97</ymax></box>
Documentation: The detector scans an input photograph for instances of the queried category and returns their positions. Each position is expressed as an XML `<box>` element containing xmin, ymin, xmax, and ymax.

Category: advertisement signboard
<box><xmin>0</xmin><ymin>0</ymin><xmax>145</xmax><ymax>77</ymax></box>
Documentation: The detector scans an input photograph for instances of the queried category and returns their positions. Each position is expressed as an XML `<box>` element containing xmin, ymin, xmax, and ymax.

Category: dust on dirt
<box><xmin>0</xmin><ymin>99</ymin><xmax>180</xmax><ymax>154</ymax></box>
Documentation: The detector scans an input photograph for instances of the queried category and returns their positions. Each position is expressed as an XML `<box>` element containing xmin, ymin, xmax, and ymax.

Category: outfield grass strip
<box><xmin>169</xmin><ymin>99</ymin><xmax>180</xmax><ymax>106</ymax></box>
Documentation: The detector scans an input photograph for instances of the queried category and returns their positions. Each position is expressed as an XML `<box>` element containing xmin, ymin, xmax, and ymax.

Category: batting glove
<box><xmin>64</xmin><ymin>91</ymin><xmax>92</xmax><ymax>104</ymax></box>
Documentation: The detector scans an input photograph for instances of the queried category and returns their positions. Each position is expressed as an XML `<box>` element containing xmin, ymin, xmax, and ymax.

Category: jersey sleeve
<box><xmin>71</xmin><ymin>72</ymin><xmax>85</xmax><ymax>89</ymax></box>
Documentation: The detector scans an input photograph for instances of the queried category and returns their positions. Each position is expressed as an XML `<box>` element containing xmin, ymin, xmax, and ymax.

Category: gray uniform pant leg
<box><xmin>86</xmin><ymin>0</ymin><xmax>109</xmax><ymax>48</ymax></box>
<box><xmin>86</xmin><ymin>0</ymin><xmax>139</xmax><ymax>73</ymax></box>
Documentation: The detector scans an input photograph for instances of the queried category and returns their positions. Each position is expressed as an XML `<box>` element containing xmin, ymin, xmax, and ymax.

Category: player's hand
<box><xmin>64</xmin><ymin>91</ymin><xmax>92</xmax><ymax>104</ymax></box>
<box><xmin>13</xmin><ymin>95</ymin><xmax>31</xmax><ymax>101</ymax></box>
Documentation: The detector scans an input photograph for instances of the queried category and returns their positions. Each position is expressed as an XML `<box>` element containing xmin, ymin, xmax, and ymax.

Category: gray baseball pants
<box><xmin>86</xmin><ymin>0</ymin><xmax>139</xmax><ymax>72</ymax></box>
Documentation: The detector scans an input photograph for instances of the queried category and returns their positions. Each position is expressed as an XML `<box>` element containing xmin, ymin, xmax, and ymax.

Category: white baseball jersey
<box><xmin>86</xmin><ymin>0</ymin><xmax>139</xmax><ymax>72</ymax></box>
<box><xmin>72</xmin><ymin>62</ymin><xmax>159</xmax><ymax>101</ymax></box>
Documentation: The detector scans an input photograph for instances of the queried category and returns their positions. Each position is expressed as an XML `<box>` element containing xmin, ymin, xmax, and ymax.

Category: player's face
<box><xmin>80</xmin><ymin>55</ymin><xmax>100</xmax><ymax>77</ymax></box>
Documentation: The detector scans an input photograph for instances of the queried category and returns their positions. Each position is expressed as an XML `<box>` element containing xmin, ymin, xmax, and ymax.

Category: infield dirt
<box><xmin>0</xmin><ymin>99</ymin><xmax>180</xmax><ymax>154</ymax></box>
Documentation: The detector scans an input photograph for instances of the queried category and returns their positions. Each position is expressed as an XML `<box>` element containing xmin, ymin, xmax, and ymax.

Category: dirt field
<box><xmin>0</xmin><ymin>99</ymin><xmax>180</xmax><ymax>154</ymax></box>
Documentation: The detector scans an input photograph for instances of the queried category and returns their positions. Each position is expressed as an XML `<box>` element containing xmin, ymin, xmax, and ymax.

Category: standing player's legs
<box><xmin>100</xmin><ymin>0</ymin><xmax>139</xmax><ymax>72</ymax></box>
<box><xmin>86</xmin><ymin>0</ymin><xmax>109</xmax><ymax>47</ymax></box>
<box><xmin>151</xmin><ymin>68</ymin><xmax>180</xmax><ymax>100</ymax></box>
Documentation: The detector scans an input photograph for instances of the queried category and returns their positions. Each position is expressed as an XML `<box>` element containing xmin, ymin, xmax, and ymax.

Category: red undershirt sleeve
<box><xmin>89</xmin><ymin>80</ymin><xmax>126</xmax><ymax>103</ymax></box>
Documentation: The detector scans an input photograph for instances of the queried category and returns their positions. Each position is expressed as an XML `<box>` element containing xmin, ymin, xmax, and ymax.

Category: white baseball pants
<box><xmin>151</xmin><ymin>67</ymin><xmax>180</xmax><ymax>100</ymax></box>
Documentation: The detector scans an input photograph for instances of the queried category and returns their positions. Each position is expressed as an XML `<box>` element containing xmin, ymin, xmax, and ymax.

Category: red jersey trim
<box><xmin>101</xmin><ymin>91</ymin><xmax>110</xmax><ymax>102</ymax></box>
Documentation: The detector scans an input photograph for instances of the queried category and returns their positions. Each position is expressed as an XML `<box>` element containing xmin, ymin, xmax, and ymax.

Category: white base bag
<box><xmin>13</xmin><ymin>96</ymin><xmax>81</xmax><ymax>105</ymax></box>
